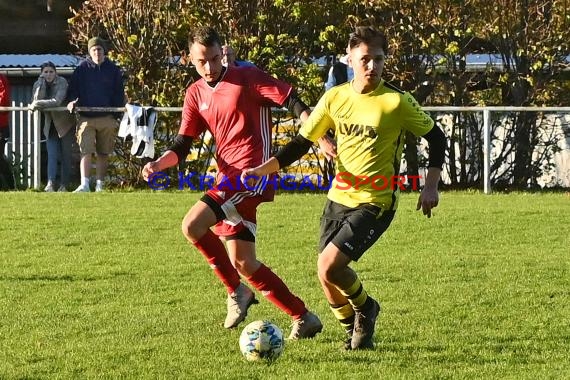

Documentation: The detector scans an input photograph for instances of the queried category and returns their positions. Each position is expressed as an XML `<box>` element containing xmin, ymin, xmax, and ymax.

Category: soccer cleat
<box><xmin>351</xmin><ymin>298</ymin><xmax>380</xmax><ymax>350</ymax></box>
<box><xmin>57</xmin><ymin>185</ymin><xmax>68</xmax><ymax>192</ymax></box>
<box><xmin>287</xmin><ymin>311</ymin><xmax>323</xmax><ymax>340</ymax></box>
<box><xmin>44</xmin><ymin>182</ymin><xmax>55</xmax><ymax>192</ymax></box>
<box><xmin>224</xmin><ymin>283</ymin><xmax>258</xmax><ymax>329</ymax></box>
<box><xmin>73</xmin><ymin>184</ymin><xmax>90</xmax><ymax>193</ymax></box>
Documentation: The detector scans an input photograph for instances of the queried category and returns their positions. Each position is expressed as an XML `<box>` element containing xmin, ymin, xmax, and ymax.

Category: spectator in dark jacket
<box><xmin>67</xmin><ymin>37</ymin><xmax>125</xmax><ymax>192</ymax></box>
<box><xmin>324</xmin><ymin>54</ymin><xmax>354</xmax><ymax>92</ymax></box>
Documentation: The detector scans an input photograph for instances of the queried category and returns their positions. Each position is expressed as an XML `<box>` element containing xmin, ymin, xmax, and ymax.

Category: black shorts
<box><xmin>319</xmin><ymin>199</ymin><xmax>396</xmax><ymax>262</ymax></box>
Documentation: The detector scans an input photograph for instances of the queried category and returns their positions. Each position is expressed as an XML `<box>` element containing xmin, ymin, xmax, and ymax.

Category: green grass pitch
<box><xmin>1</xmin><ymin>191</ymin><xmax>569</xmax><ymax>379</ymax></box>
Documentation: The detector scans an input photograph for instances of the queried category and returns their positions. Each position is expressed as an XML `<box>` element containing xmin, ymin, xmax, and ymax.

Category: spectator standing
<box><xmin>0</xmin><ymin>73</ymin><xmax>13</xmax><ymax>190</ymax></box>
<box><xmin>67</xmin><ymin>37</ymin><xmax>125</xmax><ymax>192</ymax></box>
<box><xmin>222</xmin><ymin>45</ymin><xmax>256</xmax><ymax>67</ymax></box>
<box><xmin>324</xmin><ymin>54</ymin><xmax>354</xmax><ymax>91</ymax></box>
<box><xmin>30</xmin><ymin>61</ymin><xmax>76</xmax><ymax>192</ymax></box>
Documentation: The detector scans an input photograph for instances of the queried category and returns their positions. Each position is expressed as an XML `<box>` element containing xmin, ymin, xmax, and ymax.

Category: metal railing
<box><xmin>1</xmin><ymin>104</ymin><xmax>570</xmax><ymax>193</ymax></box>
<box><xmin>2</xmin><ymin>103</ymin><xmax>41</xmax><ymax>189</ymax></box>
<box><xmin>0</xmin><ymin>104</ymin><xmax>178</xmax><ymax>190</ymax></box>
<box><xmin>423</xmin><ymin>106</ymin><xmax>570</xmax><ymax>193</ymax></box>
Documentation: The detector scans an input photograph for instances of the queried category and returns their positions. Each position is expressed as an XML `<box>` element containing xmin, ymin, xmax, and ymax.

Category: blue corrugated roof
<box><xmin>0</xmin><ymin>54</ymin><xmax>83</xmax><ymax>68</ymax></box>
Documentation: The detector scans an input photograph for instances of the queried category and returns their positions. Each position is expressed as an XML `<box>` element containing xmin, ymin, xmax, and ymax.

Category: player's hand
<box><xmin>142</xmin><ymin>161</ymin><xmax>160</xmax><ymax>181</ymax></box>
<box><xmin>416</xmin><ymin>187</ymin><xmax>439</xmax><ymax>218</ymax></box>
<box><xmin>318</xmin><ymin>134</ymin><xmax>337</xmax><ymax>160</ymax></box>
<box><xmin>240</xmin><ymin>168</ymin><xmax>261</xmax><ymax>189</ymax></box>
<box><xmin>66</xmin><ymin>99</ymin><xmax>78</xmax><ymax>114</ymax></box>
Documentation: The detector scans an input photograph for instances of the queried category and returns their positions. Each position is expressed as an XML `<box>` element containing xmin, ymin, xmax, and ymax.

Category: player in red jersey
<box><xmin>142</xmin><ymin>26</ymin><xmax>325</xmax><ymax>339</ymax></box>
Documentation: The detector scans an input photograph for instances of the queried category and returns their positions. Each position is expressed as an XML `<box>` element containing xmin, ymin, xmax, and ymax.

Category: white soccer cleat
<box><xmin>287</xmin><ymin>311</ymin><xmax>323</xmax><ymax>340</ymax></box>
<box><xmin>224</xmin><ymin>283</ymin><xmax>258</xmax><ymax>329</ymax></box>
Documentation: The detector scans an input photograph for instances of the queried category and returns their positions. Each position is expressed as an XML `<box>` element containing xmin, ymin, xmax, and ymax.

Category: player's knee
<box><xmin>234</xmin><ymin>258</ymin><xmax>260</xmax><ymax>278</ymax></box>
<box><xmin>181</xmin><ymin>215</ymin><xmax>205</xmax><ymax>241</ymax></box>
<box><xmin>319</xmin><ymin>255</ymin><xmax>351</xmax><ymax>285</ymax></box>
<box><xmin>317</xmin><ymin>256</ymin><xmax>337</xmax><ymax>282</ymax></box>
<box><xmin>180</xmin><ymin>218</ymin><xmax>192</xmax><ymax>240</ymax></box>
<box><xmin>232</xmin><ymin>259</ymin><xmax>248</xmax><ymax>274</ymax></box>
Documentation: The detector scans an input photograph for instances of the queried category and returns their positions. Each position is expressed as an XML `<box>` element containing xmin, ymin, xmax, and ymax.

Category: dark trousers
<box><xmin>0</xmin><ymin>128</ymin><xmax>15</xmax><ymax>190</ymax></box>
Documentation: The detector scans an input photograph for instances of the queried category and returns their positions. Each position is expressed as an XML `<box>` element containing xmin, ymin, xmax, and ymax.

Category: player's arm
<box><xmin>317</xmin><ymin>130</ymin><xmax>337</xmax><ymax>160</ymax></box>
<box><xmin>241</xmin><ymin>134</ymin><xmax>313</xmax><ymax>183</ymax></box>
<box><xmin>284</xmin><ymin>90</ymin><xmax>310</xmax><ymax>122</ymax></box>
<box><xmin>284</xmin><ymin>90</ymin><xmax>336</xmax><ymax>159</ymax></box>
<box><xmin>142</xmin><ymin>134</ymin><xmax>193</xmax><ymax>180</ymax></box>
<box><xmin>416</xmin><ymin>126</ymin><xmax>446</xmax><ymax>218</ymax></box>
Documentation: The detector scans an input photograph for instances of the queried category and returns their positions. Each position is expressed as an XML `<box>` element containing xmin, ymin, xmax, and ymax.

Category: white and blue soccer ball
<box><xmin>239</xmin><ymin>320</ymin><xmax>284</xmax><ymax>361</ymax></box>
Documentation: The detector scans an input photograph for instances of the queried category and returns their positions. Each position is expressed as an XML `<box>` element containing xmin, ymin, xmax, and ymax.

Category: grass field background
<box><xmin>1</xmin><ymin>191</ymin><xmax>569</xmax><ymax>379</ymax></box>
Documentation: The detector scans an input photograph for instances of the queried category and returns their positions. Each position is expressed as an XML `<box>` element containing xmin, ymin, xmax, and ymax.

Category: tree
<box><xmin>67</xmin><ymin>0</ymin><xmax>356</xmax><ymax>186</ymax></box>
<box><xmin>473</xmin><ymin>0</ymin><xmax>570</xmax><ymax>188</ymax></box>
<box><xmin>67</xmin><ymin>0</ymin><xmax>570</xmax><ymax>189</ymax></box>
<box><xmin>68</xmin><ymin>0</ymin><xmax>195</xmax><ymax>186</ymax></box>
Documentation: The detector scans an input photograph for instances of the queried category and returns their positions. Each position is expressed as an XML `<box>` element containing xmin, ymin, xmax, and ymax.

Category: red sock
<box><xmin>247</xmin><ymin>264</ymin><xmax>307</xmax><ymax>319</ymax></box>
<box><xmin>193</xmin><ymin>230</ymin><xmax>240</xmax><ymax>293</ymax></box>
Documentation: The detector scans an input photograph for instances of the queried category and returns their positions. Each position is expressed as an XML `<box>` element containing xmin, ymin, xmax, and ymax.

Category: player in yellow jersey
<box><xmin>242</xmin><ymin>26</ymin><xmax>446</xmax><ymax>350</ymax></box>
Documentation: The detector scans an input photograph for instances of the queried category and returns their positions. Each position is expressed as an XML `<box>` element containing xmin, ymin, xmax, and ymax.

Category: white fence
<box><xmin>2</xmin><ymin>103</ymin><xmax>41</xmax><ymax>189</ymax></box>
<box><xmin>1</xmin><ymin>104</ymin><xmax>570</xmax><ymax>193</ymax></box>
<box><xmin>423</xmin><ymin>106</ymin><xmax>570</xmax><ymax>192</ymax></box>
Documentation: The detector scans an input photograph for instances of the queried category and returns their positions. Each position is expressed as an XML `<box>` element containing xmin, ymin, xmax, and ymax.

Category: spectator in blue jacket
<box><xmin>324</xmin><ymin>54</ymin><xmax>354</xmax><ymax>92</ymax></box>
<box><xmin>222</xmin><ymin>45</ymin><xmax>256</xmax><ymax>68</ymax></box>
<box><xmin>67</xmin><ymin>37</ymin><xmax>125</xmax><ymax>192</ymax></box>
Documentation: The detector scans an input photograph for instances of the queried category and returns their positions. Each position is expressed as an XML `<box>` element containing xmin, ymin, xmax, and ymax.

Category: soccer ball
<box><xmin>239</xmin><ymin>320</ymin><xmax>284</xmax><ymax>361</ymax></box>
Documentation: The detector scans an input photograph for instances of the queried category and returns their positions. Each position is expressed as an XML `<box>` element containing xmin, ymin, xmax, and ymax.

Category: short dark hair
<box><xmin>40</xmin><ymin>61</ymin><xmax>56</xmax><ymax>71</ymax></box>
<box><xmin>188</xmin><ymin>26</ymin><xmax>222</xmax><ymax>48</ymax></box>
<box><xmin>348</xmin><ymin>26</ymin><xmax>388</xmax><ymax>53</ymax></box>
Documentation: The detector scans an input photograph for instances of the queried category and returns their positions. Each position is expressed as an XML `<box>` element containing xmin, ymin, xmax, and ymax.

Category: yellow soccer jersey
<box><xmin>300</xmin><ymin>80</ymin><xmax>434</xmax><ymax>210</ymax></box>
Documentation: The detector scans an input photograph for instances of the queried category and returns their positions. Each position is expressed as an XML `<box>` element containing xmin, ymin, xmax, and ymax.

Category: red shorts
<box><xmin>204</xmin><ymin>188</ymin><xmax>264</xmax><ymax>238</ymax></box>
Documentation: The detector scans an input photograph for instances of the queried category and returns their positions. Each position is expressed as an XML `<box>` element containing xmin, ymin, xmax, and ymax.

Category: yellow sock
<box><xmin>330</xmin><ymin>303</ymin><xmax>355</xmax><ymax>332</ymax></box>
<box><xmin>338</xmin><ymin>277</ymin><xmax>368</xmax><ymax>311</ymax></box>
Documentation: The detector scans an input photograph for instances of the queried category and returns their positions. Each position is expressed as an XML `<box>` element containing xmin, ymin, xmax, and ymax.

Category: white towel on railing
<box><xmin>118</xmin><ymin>103</ymin><xmax>157</xmax><ymax>158</ymax></box>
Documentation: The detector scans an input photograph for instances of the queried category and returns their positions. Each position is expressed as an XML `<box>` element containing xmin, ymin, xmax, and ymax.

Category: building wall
<box><xmin>0</xmin><ymin>0</ymin><xmax>84</xmax><ymax>54</ymax></box>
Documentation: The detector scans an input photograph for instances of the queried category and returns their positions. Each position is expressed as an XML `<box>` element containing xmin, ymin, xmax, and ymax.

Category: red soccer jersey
<box><xmin>179</xmin><ymin>66</ymin><xmax>291</xmax><ymax>184</ymax></box>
